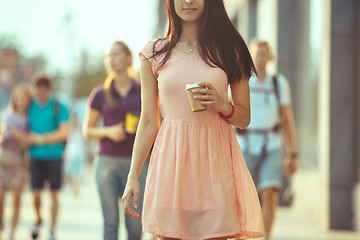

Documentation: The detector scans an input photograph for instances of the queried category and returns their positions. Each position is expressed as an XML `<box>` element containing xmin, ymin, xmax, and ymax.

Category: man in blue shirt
<box><xmin>28</xmin><ymin>73</ymin><xmax>69</xmax><ymax>240</ymax></box>
<box><xmin>234</xmin><ymin>41</ymin><xmax>298</xmax><ymax>240</ymax></box>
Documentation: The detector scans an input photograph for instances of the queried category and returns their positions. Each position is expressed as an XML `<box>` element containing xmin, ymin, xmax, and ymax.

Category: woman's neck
<box><xmin>179</xmin><ymin>22</ymin><xmax>199</xmax><ymax>46</ymax></box>
<box><xmin>113</xmin><ymin>71</ymin><xmax>133</xmax><ymax>97</ymax></box>
<box><xmin>113</xmin><ymin>71</ymin><xmax>131</xmax><ymax>87</ymax></box>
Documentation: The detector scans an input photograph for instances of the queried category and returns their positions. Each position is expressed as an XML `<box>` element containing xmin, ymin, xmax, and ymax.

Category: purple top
<box><xmin>88</xmin><ymin>80</ymin><xmax>141</xmax><ymax>157</ymax></box>
<box><xmin>1</xmin><ymin>111</ymin><xmax>28</xmax><ymax>152</ymax></box>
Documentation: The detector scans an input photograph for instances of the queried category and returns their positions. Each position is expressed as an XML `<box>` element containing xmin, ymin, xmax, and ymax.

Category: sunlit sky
<box><xmin>0</xmin><ymin>0</ymin><xmax>159</xmax><ymax>72</ymax></box>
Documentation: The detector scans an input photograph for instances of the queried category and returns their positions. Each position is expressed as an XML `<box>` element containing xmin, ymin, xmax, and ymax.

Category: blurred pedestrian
<box><xmin>82</xmin><ymin>41</ymin><xmax>144</xmax><ymax>240</ymax></box>
<box><xmin>64</xmin><ymin>114</ymin><xmax>87</xmax><ymax>197</ymax></box>
<box><xmin>235</xmin><ymin>40</ymin><xmax>298</xmax><ymax>240</ymax></box>
<box><xmin>28</xmin><ymin>73</ymin><xmax>69</xmax><ymax>240</ymax></box>
<box><xmin>0</xmin><ymin>84</ymin><xmax>32</xmax><ymax>240</ymax></box>
<box><xmin>121</xmin><ymin>0</ymin><xmax>263</xmax><ymax>240</ymax></box>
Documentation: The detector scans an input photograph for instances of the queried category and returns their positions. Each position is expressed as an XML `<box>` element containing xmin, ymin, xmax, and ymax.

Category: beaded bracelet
<box><xmin>219</xmin><ymin>103</ymin><xmax>235</xmax><ymax>119</ymax></box>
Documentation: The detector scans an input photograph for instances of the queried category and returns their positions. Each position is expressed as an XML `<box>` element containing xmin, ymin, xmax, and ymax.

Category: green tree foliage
<box><xmin>73</xmin><ymin>49</ymin><xmax>107</xmax><ymax>98</ymax></box>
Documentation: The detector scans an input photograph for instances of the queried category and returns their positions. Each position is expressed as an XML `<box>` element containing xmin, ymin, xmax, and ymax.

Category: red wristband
<box><xmin>219</xmin><ymin>103</ymin><xmax>235</xmax><ymax>119</ymax></box>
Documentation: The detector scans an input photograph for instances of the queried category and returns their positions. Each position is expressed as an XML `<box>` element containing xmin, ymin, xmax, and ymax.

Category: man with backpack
<box><xmin>28</xmin><ymin>73</ymin><xmax>69</xmax><ymax>240</ymax></box>
<box><xmin>236</xmin><ymin>41</ymin><xmax>298</xmax><ymax>240</ymax></box>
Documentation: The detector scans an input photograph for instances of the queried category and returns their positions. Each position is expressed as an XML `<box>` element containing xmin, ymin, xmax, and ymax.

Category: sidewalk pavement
<box><xmin>1</xmin><ymin>172</ymin><xmax>154</xmax><ymax>240</ymax></box>
<box><xmin>1</xmin><ymin>176</ymin><xmax>103</xmax><ymax>240</ymax></box>
<box><xmin>271</xmin><ymin>207</ymin><xmax>359</xmax><ymax>240</ymax></box>
<box><xmin>1</xmin><ymin>173</ymin><xmax>359</xmax><ymax>240</ymax></box>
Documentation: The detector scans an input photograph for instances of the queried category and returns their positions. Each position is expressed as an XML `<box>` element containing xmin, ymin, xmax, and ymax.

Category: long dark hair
<box><xmin>151</xmin><ymin>0</ymin><xmax>256</xmax><ymax>83</ymax></box>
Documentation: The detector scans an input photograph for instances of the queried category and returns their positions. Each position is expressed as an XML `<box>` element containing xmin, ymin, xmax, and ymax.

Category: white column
<box><xmin>316</xmin><ymin>0</ymin><xmax>331</xmax><ymax>230</ymax></box>
<box><xmin>256</xmin><ymin>0</ymin><xmax>278</xmax><ymax>73</ymax></box>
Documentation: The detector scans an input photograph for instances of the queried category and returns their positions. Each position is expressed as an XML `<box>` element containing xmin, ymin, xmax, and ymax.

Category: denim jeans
<box><xmin>243</xmin><ymin>149</ymin><xmax>283</xmax><ymax>192</ymax></box>
<box><xmin>95</xmin><ymin>155</ymin><xmax>147</xmax><ymax>240</ymax></box>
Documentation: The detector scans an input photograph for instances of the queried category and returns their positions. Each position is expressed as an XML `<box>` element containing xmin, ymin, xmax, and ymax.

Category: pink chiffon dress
<box><xmin>140</xmin><ymin>39</ymin><xmax>263</xmax><ymax>240</ymax></box>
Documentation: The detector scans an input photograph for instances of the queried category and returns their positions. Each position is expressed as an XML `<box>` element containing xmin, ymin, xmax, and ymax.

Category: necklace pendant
<box><xmin>190</xmin><ymin>48</ymin><xmax>193</xmax><ymax>52</ymax></box>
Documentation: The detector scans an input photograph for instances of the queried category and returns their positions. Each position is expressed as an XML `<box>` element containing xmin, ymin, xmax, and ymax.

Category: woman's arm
<box><xmin>8</xmin><ymin>125</ymin><xmax>28</xmax><ymax>141</ymax></box>
<box><xmin>193</xmin><ymin>78</ymin><xmax>251</xmax><ymax>129</ymax></box>
<box><xmin>82</xmin><ymin>107</ymin><xmax>126</xmax><ymax>143</ymax></box>
<box><xmin>228</xmin><ymin>79</ymin><xmax>251</xmax><ymax>128</ymax></box>
<box><xmin>122</xmin><ymin>54</ymin><xmax>160</xmax><ymax>218</ymax></box>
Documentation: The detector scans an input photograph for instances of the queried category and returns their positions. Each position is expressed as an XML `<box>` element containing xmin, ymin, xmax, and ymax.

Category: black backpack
<box><xmin>272</xmin><ymin>75</ymin><xmax>282</xmax><ymax>132</ymax></box>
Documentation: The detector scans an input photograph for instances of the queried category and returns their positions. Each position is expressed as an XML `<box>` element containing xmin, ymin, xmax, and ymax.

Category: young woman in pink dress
<box><xmin>122</xmin><ymin>0</ymin><xmax>264</xmax><ymax>239</ymax></box>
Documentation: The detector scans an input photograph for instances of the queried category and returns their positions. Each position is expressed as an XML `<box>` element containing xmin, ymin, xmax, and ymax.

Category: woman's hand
<box><xmin>28</xmin><ymin>133</ymin><xmax>46</xmax><ymax>145</ymax></box>
<box><xmin>192</xmin><ymin>82</ymin><xmax>232</xmax><ymax>115</ymax></box>
<box><xmin>18</xmin><ymin>133</ymin><xmax>31</xmax><ymax>149</ymax></box>
<box><xmin>122</xmin><ymin>178</ymin><xmax>140</xmax><ymax>219</ymax></box>
<box><xmin>106</xmin><ymin>122</ymin><xmax>127</xmax><ymax>143</ymax></box>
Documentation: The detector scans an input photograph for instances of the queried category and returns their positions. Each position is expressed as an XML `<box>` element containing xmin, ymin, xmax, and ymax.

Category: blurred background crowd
<box><xmin>0</xmin><ymin>0</ymin><xmax>359</xmax><ymax>240</ymax></box>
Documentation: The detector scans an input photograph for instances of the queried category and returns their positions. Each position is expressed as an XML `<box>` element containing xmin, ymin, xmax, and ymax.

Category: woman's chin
<box><xmin>181</xmin><ymin>16</ymin><xmax>201</xmax><ymax>24</ymax></box>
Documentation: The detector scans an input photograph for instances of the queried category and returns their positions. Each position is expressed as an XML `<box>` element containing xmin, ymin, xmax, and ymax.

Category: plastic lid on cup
<box><xmin>185</xmin><ymin>83</ymin><xmax>200</xmax><ymax>91</ymax></box>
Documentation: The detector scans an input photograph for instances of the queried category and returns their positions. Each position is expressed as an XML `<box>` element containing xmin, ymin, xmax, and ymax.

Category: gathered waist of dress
<box><xmin>161</xmin><ymin>106</ymin><xmax>229</xmax><ymax>123</ymax></box>
<box><xmin>161</xmin><ymin>116</ymin><xmax>229</xmax><ymax>125</ymax></box>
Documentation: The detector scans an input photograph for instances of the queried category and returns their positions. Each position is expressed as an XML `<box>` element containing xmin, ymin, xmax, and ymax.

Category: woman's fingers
<box><xmin>192</xmin><ymin>88</ymin><xmax>215</xmax><ymax>95</ymax></box>
<box><xmin>194</xmin><ymin>95</ymin><xmax>216</xmax><ymax>102</ymax></box>
<box><xmin>192</xmin><ymin>86</ymin><xmax>219</xmax><ymax>106</ymax></box>
<box><xmin>197</xmin><ymin>82</ymin><xmax>215</xmax><ymax>90</ymax></box>
<box><xmin>122</xmin><ymin>194</ymin><xmax>130</xmax><ymax>213</ymax></box>
<box><xmin>122</xmin><ymin>192</ymin><xmax>140</xmax><ymax>219</ymax></box>
<box><xmin>200</xmin><ymin>101</ymin><xmax>215</xmax><ymax>106</ymax></box>
<box><xmin>191</xmin><ymin>83</ymin><xmax>217</xmax><ymax>100</ymax></box>
<box><xmin>108</xmin><ymin>130</ymin><xmax>127</xmax><ymax>142</ymax></box>
<box><xmin>133</xmin><ymin>189</ymin><xmax>140</xmax><ymax>209</ymax></box>
<box><xmin>125</xmin><ymin>206</ymin><xmax>140</xmax><ymax>219</ymax></box>
<box><xmin>108</xmin><ymin>135</ymin><xmax>121</xmax><ymax>143</ymax></box>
